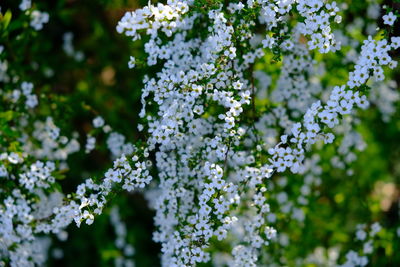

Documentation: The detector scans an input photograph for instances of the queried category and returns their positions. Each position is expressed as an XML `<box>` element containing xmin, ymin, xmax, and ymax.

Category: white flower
<box><xmin>93</xmin><ymin>116</ymin><xmax>105</xmax><ymax>128</ymax></box>
<box><xmin>370</xmin><ymin>222</ymin><xmax>381</xmax><ymax>236</ymax></box>
<box><xmin>128</xmin><ymin>56</ymin><xmax>136</xmax><ymax>69</ymax></box>
<box><xmin>363</xmin><ymin>240</ymin><xmax>373</xmax><ymax>254</ymax></box>
<box><xmin>19</xmin><ymin>0</ymin><xmax>31</xmax><ymax>11</ymax></box>
<box><xmin>383</xmin><ymin>12</ymin><xmax>396</xmax><ymax>26</ymax></box>
<box><xmin>21</xmin><ymin>82</ymin><xmax>33</xmax><ymax>95</ymax></box>
<box><xmin>265</xmin><ymin>226</ymin><xmax>277</xmax><ymax>239</ymax></box>
<box><xmin>8</xmin><ymin>152</ymin><xmax>21</xmax><ymax>164</ymax></box>
<box><xmin>85</xmin><ymin>135</ymin><xmax>96</xmax><ymax>153</ymax></box>
<box><xmin>232</xmin><ymin>80</ymin><xmax>243</xmax><ymax>90</ymax></box>
<box><xmin>30</xmin><ymin>11</ymin><xmax>49</xmax><ymax>31</ymax></box>
<box><xmin>26</xmin><ymin>94</ymin><xmax>38</xmax><ymax>108</ymax></box>
<box><xmin>356</xmin><ymin>229</ymin><xmax>367</xmax><ymax>241</ymax></box>
<box><xmin>391</xmin><ymin>36</ymin><xmax>400</xmax><ymax>49</ymax></box>
<box><xmin>0</xmin><ymin>165</ymin><xmax>8</xmax><ymax>177</ymax></box>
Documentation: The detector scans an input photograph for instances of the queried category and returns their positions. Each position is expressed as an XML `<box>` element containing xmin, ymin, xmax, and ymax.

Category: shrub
<box><xmin>1</xmin><ymin>0</ymin><xmax>400</xmax><ymax>266</ymax></box>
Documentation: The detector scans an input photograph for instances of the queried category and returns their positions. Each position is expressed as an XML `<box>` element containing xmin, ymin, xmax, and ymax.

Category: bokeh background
<box><xmin>1</xmin><ymin>0</ymin><xmax>400</xmax><ymax>266</ymax></box>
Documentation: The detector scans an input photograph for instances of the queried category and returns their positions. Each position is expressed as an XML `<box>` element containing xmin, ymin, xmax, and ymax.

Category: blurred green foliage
<box><xmin>1</xmin><ymin>0</ymin><xmax>162</xmax><ymax>266</ymax></box>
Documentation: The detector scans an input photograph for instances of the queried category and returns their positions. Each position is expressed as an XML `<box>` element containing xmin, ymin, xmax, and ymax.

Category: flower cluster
<box><xmin>1</xmin><ymin>0</ymin><xmax>400</xmax><ymax>266</ymax></box>
<box><xmin>110</xmin><ymin>206</ymin><xmax>136</xmax><ymax>267</ymax></box>
<box><xmin>339</xmin><ymin>223</ymin><xmax>382</xmax><ymax>267</ymax></box>
<box><xmin>269</xmin><ymin>37</ymin><xmax>397</xmax><ymax>175</ymax></box>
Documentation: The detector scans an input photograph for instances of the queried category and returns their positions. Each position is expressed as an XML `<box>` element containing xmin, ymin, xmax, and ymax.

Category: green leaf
<box><xmin>0</xmin><ymin>111</ymin><xmax>16</xmax><ymax>122</ymax></box>
<box><xmin>0</xmin><ymin>9</ymin><xmax>12</xmax><ymax>31</ymax></box>
<box><xmin>53</xmin><ymin>171</ymin><xmax>67</xmax><ymax>180</ymax></box>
